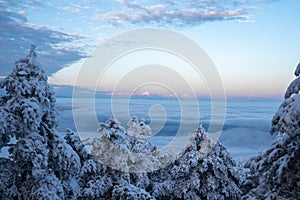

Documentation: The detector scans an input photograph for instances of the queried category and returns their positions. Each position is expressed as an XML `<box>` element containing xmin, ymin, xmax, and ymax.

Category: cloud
<box><xmin>0</xmin><ymin>0</ymin><xmax>86</xmax><ymax>75</ymax></box>
<box><xmin>102</xmin><ymin>8</ymin><xmax>246</xmax><ymax>26</ymax></box>
<box><xmin>98</xmin><ymin>0</ymin><xmax>271</xmax><ymax>26</ymax></box>
<box><xmin>0</xmin><ymin>0</ymin><xmax>278</xmax><ymax>76</ymax></box>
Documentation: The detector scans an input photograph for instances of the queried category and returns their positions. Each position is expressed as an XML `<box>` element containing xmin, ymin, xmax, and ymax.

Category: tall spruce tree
<box><xmin>0</xmin><ymin>46</ymin><xmax>81</xmax><ymax>199</ymax></box>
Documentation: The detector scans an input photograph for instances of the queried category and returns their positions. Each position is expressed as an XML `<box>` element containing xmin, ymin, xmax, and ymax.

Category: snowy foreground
<box><xmin>0</xmin><ymin>52</ymin><xmax>299</xmax><ymax>199</ymax></box>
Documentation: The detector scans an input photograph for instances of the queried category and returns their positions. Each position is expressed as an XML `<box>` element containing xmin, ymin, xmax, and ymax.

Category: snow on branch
<box><xmin>271</xmin><ymin>94</ymin><xmax>300</xmax><ymax>135</ymax></box>
<box><xmin>294</xmin><ymin>62</ymin><xmax>300</xmax><ymax>76</ymax></box>
<box><xmin>285</xmin><ymin>77</ymin><xmax>300</xmax><ymax>99</ymax></box>
<box><xmin>285</xmin><ymin>62</ymin><xmax>300</xmax><ymax>99</ymax></box>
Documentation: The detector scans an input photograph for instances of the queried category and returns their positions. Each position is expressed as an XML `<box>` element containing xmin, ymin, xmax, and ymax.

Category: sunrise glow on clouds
<box><xmin>0</xmin><ymin>0</ymin><xmax>300</xmax><ymax>98</ymax></box>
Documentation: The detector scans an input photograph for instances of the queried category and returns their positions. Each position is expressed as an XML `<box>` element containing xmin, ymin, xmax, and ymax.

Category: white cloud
<box><xmin>99</xmin><ymin>0</ymin><xmax>261</xmax><ymax>26</ymax></box>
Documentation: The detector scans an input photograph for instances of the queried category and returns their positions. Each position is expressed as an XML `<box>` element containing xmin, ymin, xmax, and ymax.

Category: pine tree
<box><xmin>243</xmin><ymin>62</ymin><xmax>300</xmax><ymax>199</ymax></box>
<box><xmin>0</xmin><ymin>46</ymin><xmax>81</xmax><ymax>199</ymax></box>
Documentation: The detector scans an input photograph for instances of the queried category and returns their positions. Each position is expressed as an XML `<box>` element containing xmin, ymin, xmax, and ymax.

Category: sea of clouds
<box><xmin>56</xmin><ymin>97</ymin><xmax>281</xmax><ymax>162</ymax></box>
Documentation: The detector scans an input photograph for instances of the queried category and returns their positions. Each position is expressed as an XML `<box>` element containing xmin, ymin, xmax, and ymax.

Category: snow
<box><xmin>294</xmin><ymin>62</ymin><xmax>300</xmax><ymax>76</ymax></box>
<box><xmin>17</xmin><ymin>70</ymin><xmax>27</xmax><ymax>75</ymax></box>
<box><xmin>7</xmin><ymin>136</ymin><xmax>18</xmax><ymax>144</ymax></box>
<box><xmin>127</xmin><ymin>117</ymin><xmax>152</xmax><ymax>137</ymax></box>
<box><xmin>272</xmin><ymin>92</ymin><xmax>300</xmax><ymax>136</ymax></box>
<box><xmin>285</xmin><ymin>62</ymin><xmax>300</xmax><ymax>99</ymax></box>
<box><xmin>0</xmin><ymin>146</ymin><xmax>10</xmax><ymax>158</ymax></box>
<box><xmin>285</xmin><ymin>77</ymin><xmax>300</xmax><ymax>99</ymax></box>
<box><xmin>0</xmin><ymin>136</ymin><xmax>18</xmax><ymax>158</ymax></box>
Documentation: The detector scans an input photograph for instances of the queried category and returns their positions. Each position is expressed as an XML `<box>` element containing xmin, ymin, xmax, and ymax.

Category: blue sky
<box><xmin>1</xmin><ymin>0</ymin><xmax>299</xmax><ymax>98</ymax></box>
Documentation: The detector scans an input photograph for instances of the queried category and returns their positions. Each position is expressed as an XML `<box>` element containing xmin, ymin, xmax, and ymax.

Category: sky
<box><xmin>0</xmin><ymin>0</ymin><xmax>300</xmax><ymax>98</ymax></box>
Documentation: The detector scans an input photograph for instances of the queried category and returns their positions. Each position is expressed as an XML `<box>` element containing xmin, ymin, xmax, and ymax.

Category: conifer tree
<box><xmin>0</xmin><ymin>46</ymin><xmax>80</xmax><ymax>199</ymax></box>
<box><xmin>243</xmin><ymin>62</ymin><xmax>300</xmax><ymax>199</ymax></box>
<box><xmin>85</xmin><ymin>119</ymin><xmax>242</xmax><ymax>199</ymax></box>
<box><xmin>148</xmin><ymin>125</ymin><xmax>242</xmax><ymax>200</ymax></box>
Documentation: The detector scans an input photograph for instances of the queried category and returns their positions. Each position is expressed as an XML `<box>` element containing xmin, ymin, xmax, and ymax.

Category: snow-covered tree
<box><xmin>0</xmin><ymin>46</ymin><xmax>81</xmax><ymax>199</ymax></box>
<box><xmin>64</xmin><ymin>129</ymin><xmax>113</xmax><ymax>199</ymax></box>
<box><xmin>85</xmin><ymin>119</ymin><xmax>242</xmax><ymax>199</ymax></box>
<box><xmin>148</xmin><ymin>125</ymin><xmax>242</xmax><ymax>200</ymax></box>
<box><xmin>127</xmin><ymin>116</ymin><xmax>152</xmax><ymax>137</ymax></box>
<box><xmin>86</xmin><ymin>117</ymin><xmax>166</xmax><ymax>173</ymax></box>
<box><xmin>243</xmin><ymin>62</ymin><xmax>300</xmax><ymax>199</ymax></box>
